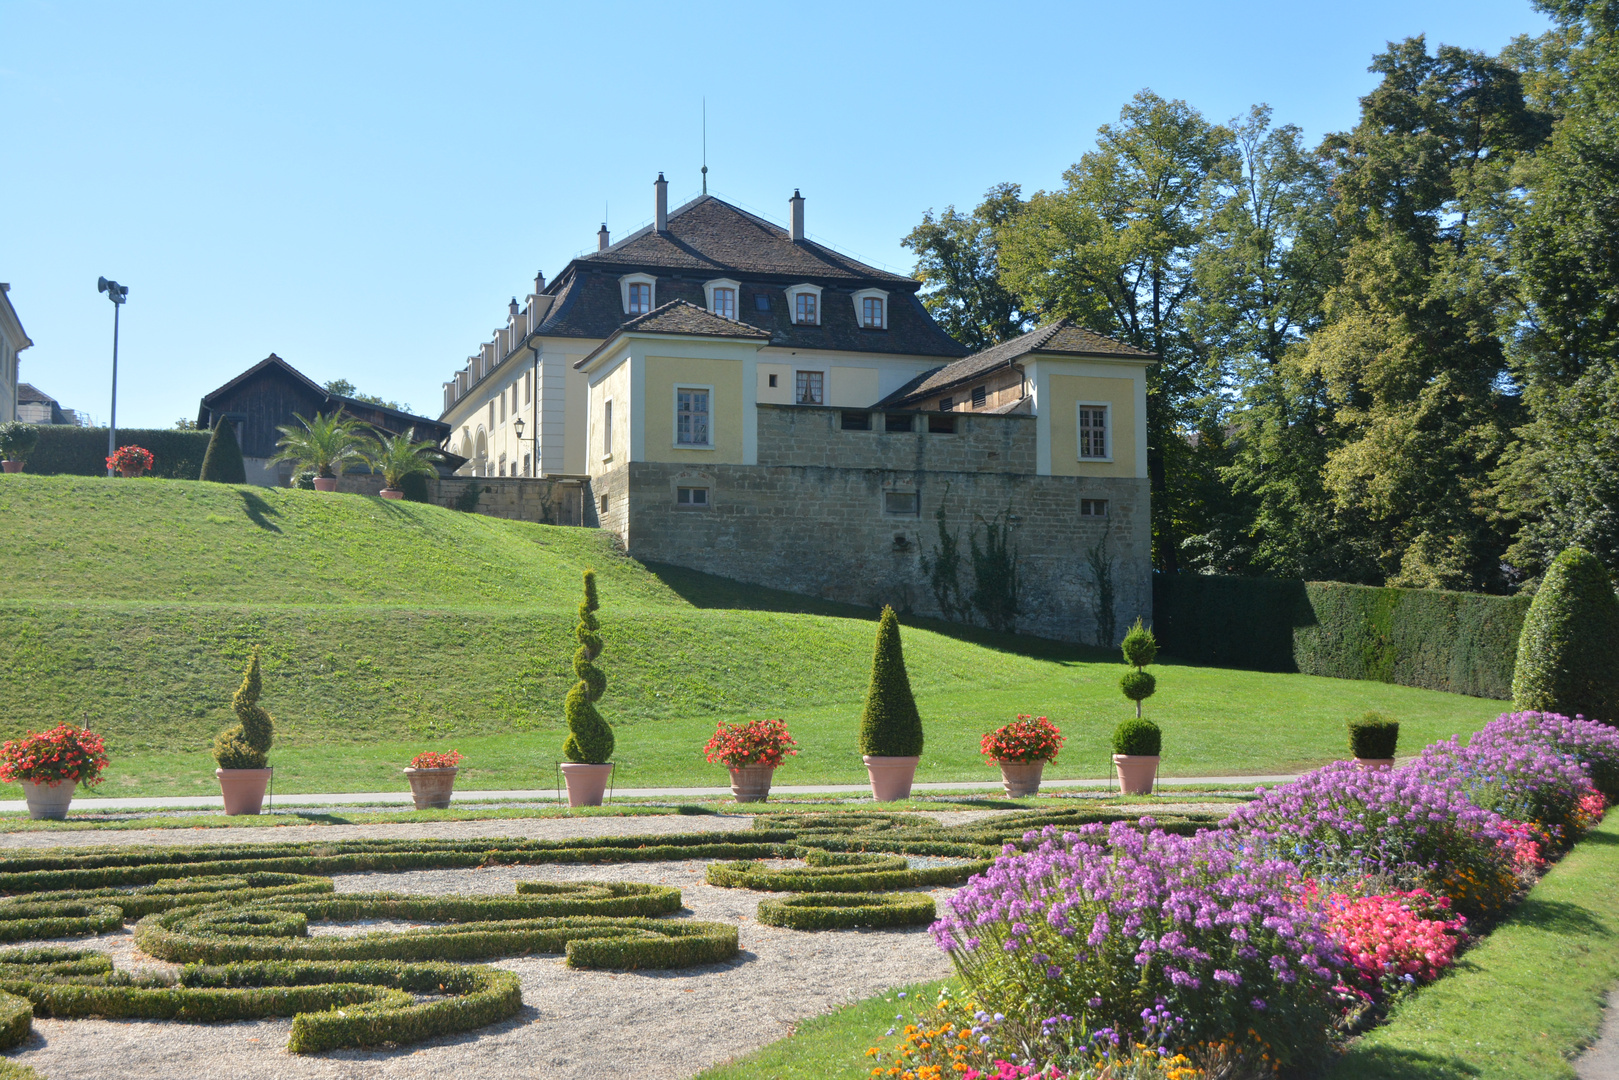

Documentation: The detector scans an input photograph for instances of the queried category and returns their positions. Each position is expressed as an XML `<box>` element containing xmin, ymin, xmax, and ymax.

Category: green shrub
<box><xmin>0</xmin><ymin>989</ymin><xmax>32</xmax><ymax>1051</ymax></box>
<box><xmin>756</xmin><ymin>892</ymin><xmax>937</xmax><ymax>931</ymax></box>
<box><xmin>452</xmin><ymin>481</ymin><xmax>481</xmax><ymax>512</ymax></box>
<box><xmin>563</xmin><ymin>570</ymin><xmax>614</xmax><ymax>763</ymax></box>
<box><xmin>1119</xmin><ymin>617</ymin><xmax>1159</xmax><ymax>718</ymax></box>
<box><xmin>213</xmin><ymin>648</ymin><xmax>274</xmax><ymax>770</ymax></box>
<box><xmin>198</xmin><ymin>420</ymin><xmax>247</xmax><ymax>484</ymax></box>
<box><xmin>1348</xmin><ymin>713</ymin><xmax>1400</xmax><ymax>759</ymax></box>
<box><xmin>1513</xmin><ymin>546</ymin><xmax>1619</xmax><ymax>723</ymax></box>
<box><xmin>1112</xmin><ymin>718</ymin><xmax>1162</xmax><ymax>757</ymax></box>
<box><xmin>706</xmin><ymin>851</ymin><xmax>988</xmax><ymax>893</ymax></box>
<box><xmin>0</xmin><ymin>423</ymin><xmax>39</xmax><ymax>464</ymax></box>
<box><xmin>292</xmin><ymin>470</ymin><xmax>316</xmax><ymax>490</ymax></box>
<box><xmin>399</xmin><ymin>469</ymin><xmax>431</xmax><ymax>503</ymax></box>
<box><xmin>0</xmin><ymin>900</ymin><xmax>124</xmax><ymax>941</ymax></box>
<box><xmin>23</xmin><ymin>427</ymin><xmax>211</xmax><ymax>479</ymax></box>
<box><xmin>859</xmin><ymin>605</ymin><xmax>924</xmax><ymax>757</ymax></box>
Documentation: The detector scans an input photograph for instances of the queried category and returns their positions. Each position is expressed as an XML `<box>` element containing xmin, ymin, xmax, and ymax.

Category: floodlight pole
<box><xmin>107</xmin><ymin>300</ymin><xmax>120</xmax><ymax>476</ymax></box>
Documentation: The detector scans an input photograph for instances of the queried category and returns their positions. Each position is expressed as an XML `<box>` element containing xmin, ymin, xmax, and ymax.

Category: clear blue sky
<box><xmin>5</xmin><ymin>0</ymin><xmax>1551</xmax><ymax>429</ymax></box>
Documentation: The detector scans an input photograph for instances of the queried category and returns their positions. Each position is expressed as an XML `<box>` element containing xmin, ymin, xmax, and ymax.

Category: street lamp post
<box><xmin>97</xmin><ymin>277</ymin><xmax>129</xmax><ymax>477</ymax></box>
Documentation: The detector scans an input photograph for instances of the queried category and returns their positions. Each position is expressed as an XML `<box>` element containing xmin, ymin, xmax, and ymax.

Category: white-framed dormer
<box><xmin>785</xmin><ymin>283</ymin><xmax>823</xmax><ymax>326</ymax></box>
<box><xmin>619</xmin><ymin>273</ymin><xmax>657</xmax><ymax>316</ymax></box>
<box><xmin>852</xmin><ymin>287</ymin><xmax>889</xmax><ymax>330</ymax></box>
<box><xmin>703</xmin><ymin>278</ymin><xmax>742</xmax><ymax>321</ymax></box>
<box><xmin>672</xmin><ymin>383</ymin><xmax>716</xmax><ymax>450</ymax></box>
<box><xmin>1076</xmin><ymin>401</ymin><xmax>1112</xmax><ymax>463</ymax></box>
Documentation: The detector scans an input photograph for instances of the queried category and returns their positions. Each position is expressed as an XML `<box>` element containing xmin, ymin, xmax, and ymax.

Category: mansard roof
<box><xmin>574</xmin><ymin>300</ymin><xmax>771</xmax><ymax>370</ymax></box>
<box><xmin>878</xmin><ymin>319</ymin><xmax>1156</xmax><ymax>407</ymax></box>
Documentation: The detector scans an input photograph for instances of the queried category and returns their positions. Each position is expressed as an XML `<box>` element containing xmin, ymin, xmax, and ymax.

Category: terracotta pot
<box><xmin>1354</xmin><ymin>757</ymin><xmax>1396</xmax><ymax>769</ymax></box>
<box><xmin>1112</xmin><ymin>754</ymin><xmax>1160</xmax><ymax>796</ymax></box>
<box><xmin>995</xmin><ymin>759</ymin><xmax>1046</xmax><ymax>798</ymax></box>
<box><xmin>403</xmin><ymin>766</ymin><xmax>458</xmax><ymax>809</ymax></box>
<box><xmin>117</xmin><ymin>467</ymin><xmax>147</xmax><ymax>478</ymax></box>
<box><xmin>560</xmin><ymin>762</ymin><xmax>613</xmax><ymax>807</ymax></box>
<box><xmin>20</xmin><ymin>779</ymin><xmax>74</xmax><ymax>820</ymax></box>
<box><xmin>1</xmin><ymin>461</ymin><xmax>22</xmax><ymax>474</ymax></box>
<box><xmin>728</xmin><ymin>764</ymin><xmax>776</xmax><ymax>803</ymax></box>
<box><xmin>312</xmin><ymin>476</ymin><xmax>338</xmax><ymax>492</ymax></box>
<box><xmin>380</xmin><ymin>488</ymin><xmax>404</xmax><ymax>500</ymax></box>
<box><xmin>216</xmin><ymin>768</ymin><xmax>272</xmax><ymax>815</ymax></box>
<box><xmin>862</xmin><ymin>755</ymin><xmax>920</xmax><ymax>802</ymax></box>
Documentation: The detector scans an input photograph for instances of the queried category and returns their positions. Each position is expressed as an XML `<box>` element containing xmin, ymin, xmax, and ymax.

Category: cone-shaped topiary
<box><xmin>213</xmin><ymin>649</ymin><xmax>275</xmax><ymax>770</ymax></box>
<box><xmin>1513</xmin><ymin>546</ymin><xmax>1619</xmax><ymax>723</ymax></box>
<box><xmin>562</xmin><ymin>570</ymin><xmax>614</xmax><ymax>763</ymax></box>
<box><xmin>199</xmin><ymin>420</ymin><xmax>247</xmax><ymax>485</ymax></box>
<box><xmin>859</xmin><ymin>606</ymin><xmax>924</xmax><ymax>757</ymax></box>
<box><xmin>1119</xmin><ymin>617</ymin><xmax>1159</xmax><ymax>718</ymax></box>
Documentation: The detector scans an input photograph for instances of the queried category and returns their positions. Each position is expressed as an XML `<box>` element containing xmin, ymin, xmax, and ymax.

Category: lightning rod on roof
<box><xmin>702</xmin><ymin>97</ymin><xmax>708</xmax><ymax>195</ymax></box>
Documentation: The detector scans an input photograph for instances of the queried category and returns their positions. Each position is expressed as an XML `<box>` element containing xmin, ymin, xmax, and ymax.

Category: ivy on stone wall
<box><xmin>1087</xmin><ymin>535</ymin><xmax>1117</xmax><ymax>647</ymax></box>
<box><xmin>923</xmin><ymin>502</ymin><xmax>1023</xmax><ymax>633</ymax></box>
<box><xmin>919</xmin><ymin>499</ymin><xmax>967</xmax><ymax>623</ymax></box>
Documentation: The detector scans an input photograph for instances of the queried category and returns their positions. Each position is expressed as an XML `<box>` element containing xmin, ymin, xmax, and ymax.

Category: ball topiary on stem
<box><xmin>562</xmin><ymin>570</ymin><xmax>614</xmax><ymax>764</ymax></box>
<box><xmin>1513</xmin><ymin>546</ymin><xmax>1619</xmax><ymax>723</ymax></box>
<box><xmin>1111</xmin><ymin>717</ymin><xmax>1162</xmax><ymax>757</ymax></box>
<box><xmin>859</xmin><ymin>606</ymin><xmax>924</xmax><ymax>758</ymax></box>
<box><xmin>213</xmin><ymin>649</ymin><xmax>274</xmax><ymax>770</ymax></box>
<box><xmin>1119</xmin><ymin>617</ymin><xmax>1159</xmax><ymax>718</ymax></box>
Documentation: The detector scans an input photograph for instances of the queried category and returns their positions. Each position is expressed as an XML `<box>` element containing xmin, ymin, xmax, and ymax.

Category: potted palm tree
<box><xmin>0</xmin><ymin>422</ymin><xmax>38</xmax><ymax>474</ymax></box>
<box><xmin>271</xmin><ymin>411</ymin><xmax>368</xmax><ymax>492</ymax></box>
<box><xmin>364</xmin><ymin>431</ymin><xmax>442</xmax><ymax>499</ymax></box>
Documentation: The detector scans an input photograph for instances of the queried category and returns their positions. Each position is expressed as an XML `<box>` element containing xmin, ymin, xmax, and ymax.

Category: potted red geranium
<box><xmin>404</xmin><ymin>749</ymin><xmax>462</xmax><ymax>809</ymax></box>
<box><xmin>703</xmin><ymin>718</ymin><xmax>798</xmax><ymax>803</ymax></box>
<box><xmin>980</xmin><ymin>715</ymin><xmax>1065</xmax><ymax>798</ymax></box>
<box><xmin>0</xmin><ymin>723</ymin><xmax>109</xmax><ymax>819</ymax></box>
<box><xmin>106</xmin><ymin>445</ymin><xmax>154</xmax><ymax>478</ymax></box>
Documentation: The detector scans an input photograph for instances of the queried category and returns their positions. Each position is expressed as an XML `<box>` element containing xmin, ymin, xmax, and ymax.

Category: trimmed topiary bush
<box><xmin>1112</xmin><ymin>717</ymin><xmax>1162</xmax><ymax>757</ymax></box>
<box><xmin>860</xmin><ymin>605</ymin><xmax>924</xmax><ymax>757</ymax></box>
<box><xmin>1119</xmin><ymin>617</ymin><xmax>1159</xmax><ymax>718</ymax></box>
<box><xmin>562</xmin><ymin>570</ymin><xmax>614</xmax><ymax>763</ymax></box>
<box><xmin>198</xmin><ymin>420</ymin><xmax>247</xmax><ymax>484</ymax></box>
<box><xmin>0</xmin><ymin>423</ymin><xmax>39</xmax><ymax>465</ymax></box>
<box><xmin>706</xmin><ymin>850</ymin><xmax>989</xmax><ymax>893</ymax></box>
<box><xmin>213</xmin><ymin>649</ymin><xmax>275</xmax><ymax>770</ymax></box>
<box><xmin>1348</xmin><ymin>712</ymin><xmax>1400</xmax><ymax>759</ymax></box>
<box><xmin>756</xmin><ymin>891</ymin><xmax>937</xmax><ymax>931</ymax></box>
<box><xmin>1513</xmin><ymin>546</ymin><xmax>1619</xmax><ymax>723</ymax></box>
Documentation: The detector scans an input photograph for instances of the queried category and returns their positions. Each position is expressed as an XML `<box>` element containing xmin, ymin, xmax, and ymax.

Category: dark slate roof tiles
<box><xmin>878</xmin><ymin>319</ymin><xmax>1154</xmax><ymax>405</ymax></box>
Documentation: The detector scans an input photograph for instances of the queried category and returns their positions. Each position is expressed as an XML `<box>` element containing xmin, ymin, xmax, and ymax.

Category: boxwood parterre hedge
<box><xmin>755</xmin><ymin>892</ymin><xmax>937</xmax><ymax>931</ymax></box>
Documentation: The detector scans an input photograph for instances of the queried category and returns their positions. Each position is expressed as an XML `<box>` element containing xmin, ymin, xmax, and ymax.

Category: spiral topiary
<box><xmin>213</xmin><ymin>649</ymin><xmax>274</xmax><ymax>770</ymax></box>
<box><xmin>562</xmin><ymin>570</ymin><xmax>614</xmax><ymax>764</ymax></box>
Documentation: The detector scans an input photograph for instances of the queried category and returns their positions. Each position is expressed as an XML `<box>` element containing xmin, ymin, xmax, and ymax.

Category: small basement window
<box><xmin>677</xmin><ymin>486</ymin><xmax>710</xmax><ymax>507</ymax></box>
<box><xmin>1081</xmin><ymin>499</ymin><xmax>1109</xmax><ymax>517</ymax></box>
<box><xmin>884</xmin><ymin>413</ymin><xmax>914</xmax><ymax>433</ymax></box>
<box><xmin>884</xmin><ymin>491</ymin><xmax>920</xmax><ymax>516</ymax></box>
<box><xmin>599</xmin><ymin>494</ymin><xmax>610</xmax><ymax>514</ymax></box>
<box><xmin>841</xmin><ymin>411</ymin><xmax>871</xmax><ymax>431</ymax></box>
<box><xmin>971</xmin><ymin>385</ymin><xmax>988</xmax><ymax>409</ymax></box>
<box><xmin>928</xmin><ymin>414</ymin><xmax>957</xmax><ymax>434</ymax></box>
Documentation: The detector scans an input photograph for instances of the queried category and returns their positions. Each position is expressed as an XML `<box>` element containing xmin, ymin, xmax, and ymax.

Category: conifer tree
<box><xmin>1120</xmin><ymin>617</ymin><xmax>1159</xmax><ymax>718</ymax></box>
<box><xmin>213</xmin><ymin>649</ymin><xmax>274</xmax><ymax>769</ymax></box>
<box><xmin>859</xmin><ymin>606</ymin><xmax>924</xmax><ymax>757</ymax></box>
<box><xmin>199</xmin><ymin>420</ymin><xmax>247</xmax><ymax>485</ymax></box>
<box><xmin>1513</xmin><ymin>547</ymin><xmax>1619</xmax><ymax>722</ymax></box>
<box><xmin>562</xmin><ymin>570</ymin><xmax>614</xmax><ymax>763</ymax></box>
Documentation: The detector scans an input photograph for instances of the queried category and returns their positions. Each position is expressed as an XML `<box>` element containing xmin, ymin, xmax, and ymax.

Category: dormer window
<box><xmin>785</xmin><ymin>284</ymin><xmax>823</xmax><ymax>326</ymax></box>
<box><xmin>853</xmin><ymin>288</ymin><xmax>890</xmax><ymax>330</ymax></box>
<box><xmin>620</xmin><ymin>273</ymin><xmax>657</xmax><ymax>316</ymax></box>
<box><xmin>703</xmin><ymin>278</ymin><xmax>742</xmax><ymax>320</ymax></box>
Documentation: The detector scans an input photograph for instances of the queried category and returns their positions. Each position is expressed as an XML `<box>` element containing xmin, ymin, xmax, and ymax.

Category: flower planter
<box><xmin>1112</xmin><ymin>754</ymin><xmax>1160</xmax><ymax>795</ymax></box>
<box><xmin>1354</xmin><ymin>757</ymin><xmax>1396</xmax><ymax>769</ymax></box>
<box><xmin>728</xmin><ymin>764</ymin><xmax>775</xmax><ymax>803</ymax></box>
<box><xmin>403</xmin><ymin>766</ymin><xmax>458</xmax><ymax>809</ymax></box>
<box><xmin>995</xmin><ymin>759</ymin><xmax>1046</xmax><ymax>798</ymax></box>
<box><xmin>312</xmin><ymin>477</ymin><xmax>339</xmax><ymax>492</ymax></box>
<box><xmin>379</xmin><ymin>488</ymin><xmax>404</xmax><ymax>500</ymax></box>
<box><xmin>559</xmin><ymin>762</ymin><xmax>613</xmax><ymax>807</ymax></box>
<box><xmin>1</xmin><ymin>461</ymin><xmax>22</xmax><ymax>474</ymax></box>
<box><xmin>117</xmin><ymin>467</ymin><xmax>148</xmax><ymax>479</ymax></box>
<box><xmin>863</xmin><ymin>755</ymin><xmax>920</xmax><ymax>802</ymax></box>
<box><xmin>216</xmin><ymin>768</ymin><xmax>272</xmax><ymax>815</ymax></box>
<box><xmin>20</xmin><ymin>779</ymin><xmax>74</xmax><ymax>820</ymax></box>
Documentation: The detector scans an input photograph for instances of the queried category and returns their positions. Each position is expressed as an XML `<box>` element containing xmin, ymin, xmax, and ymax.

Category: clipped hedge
<box><xmin>4</xmin><ymin>872</ymin><xmax>334</xmax><ymax>921</ymax></box>
<box><xmin>756</xmin><ymin>891</ymin><xmax>937</xmax><ymax>931</ymax></box>
<box><xmin>25</xmin><ymin>427</ymin><xmax>212</xmax><ymax>480</ymax></box>
<box><xmin>0</xmin><ymin>989</ymin><xmax>30</xmax><ymax>1051</ymax></box>
<box><xmin>1153</xmin><ymin>574</ymin><xmax>1529</xmax><ymax>699</ymax></box>
<box><xmin>706</xmin><ymin>851</ymin><xmax>990</xmax><ymax>893</ymax></box>
<box><xmin>0</xmin><ymin>900</ymin><xmax>124</xmax><ymax>942</ymax></box>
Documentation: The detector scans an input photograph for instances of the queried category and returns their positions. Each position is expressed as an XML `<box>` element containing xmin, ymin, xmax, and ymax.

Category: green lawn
<box><xmin>0</xmin><ymin>475</ymin><xmax>1507</xmax><ymax>797</ymax></box>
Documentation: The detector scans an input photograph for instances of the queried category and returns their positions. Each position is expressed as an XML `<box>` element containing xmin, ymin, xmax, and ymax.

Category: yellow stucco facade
<box><xmin>1045</xmin><ymin>373</ymin><xmax>1138</xmax><ymax>478</ymax></box>
<box><xmin>641</xmin><ymin>354</ymin><xmax>746</xmax><ymax>464</ymax></box>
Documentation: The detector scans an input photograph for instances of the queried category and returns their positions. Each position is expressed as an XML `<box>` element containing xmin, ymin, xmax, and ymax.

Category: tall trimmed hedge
<box><xmin>1153</xmin><ymin>575</ymin><xmax>1529</xmax><ymax>699</ymax></box>
<box><xmin>25</xmin><ymin>427</ymin><xmax>211</xmax><ymax>479</ymax></box>
<box><xmin>1513</xmin><ymin>547</ymin><xmax>1619</xmax><ymax>722</ymax></box>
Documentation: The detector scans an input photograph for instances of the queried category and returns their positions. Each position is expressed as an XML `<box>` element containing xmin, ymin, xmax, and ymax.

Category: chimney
<box><xmin>508</xmin><ymin>297</ymin><xmax>520</xmax><ymax>319</ymax></box>
<box><xmin>598</xmin><ymin>223</ymin><xmax>610</xmax><ymax>251</ymax></box>
<box><xmin>533</xmin><ymin>271</ymin><xmax>546</xmax><ymax>294</ymax></box>
<box><xmin>789</xmin><ymin>189</ymin><xmax>805</xmax><ymax>242</ymax></box>
<box><xmin>655</xmin><ymin>172</ymin><xmax>669</xmax><ymax>232</ymax></box>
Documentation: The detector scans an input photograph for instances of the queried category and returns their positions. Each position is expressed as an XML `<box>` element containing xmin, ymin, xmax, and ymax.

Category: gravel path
<box><xmin>0</xmin><ymin>817</ymin><xmax>974</xmax><ymax>1079</ymax></box>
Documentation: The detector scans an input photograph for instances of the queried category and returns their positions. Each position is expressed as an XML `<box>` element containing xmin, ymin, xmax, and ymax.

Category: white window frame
<box><xmin>794</xmin><ymin>369</ymin><xmax>826</xmax><ymax>406</ymax></box>
<box><xmin>620</xmin><ymin>273</ymin><xmax>657</xmax><ymax>316</ymax></box>
<box><xmin>785</xmin><ymin>283</ymin><xmax>823</xmax><ymax>326</ymax></box>
<box><xmin>602</xmin><ymin>398</ymin><xmax>614</xmax><ymax>461</ymax></box>
<box><xmin>852</xmin><ymin>287</ymin><xmax>889</xmax><ymax>329</ymax></box>
<box><xmin>673</xmin><ymin>384</ymin><xmax>716</xmax><ymax>449</ymax></box>
<box><xmin>1077</xmin><ymin>401</ymin><xmax>1112</xmax><ymax>462</ymax></box>
<box><xmin>703</xmin><ymin>278</ymin><xmax>742</xmax><ymax>320</ymax></box>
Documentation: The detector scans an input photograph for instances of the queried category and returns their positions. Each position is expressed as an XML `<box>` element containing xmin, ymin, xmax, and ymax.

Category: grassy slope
<box><xmin>1324</xmin><ymin>811</ymin><xmax>1619</xmax><ymax>1080</ymax></box>
<box><xmin>0</xmin><ymin>476</ymin><xmax>1505</xmax><ymax>796</ymax></box>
